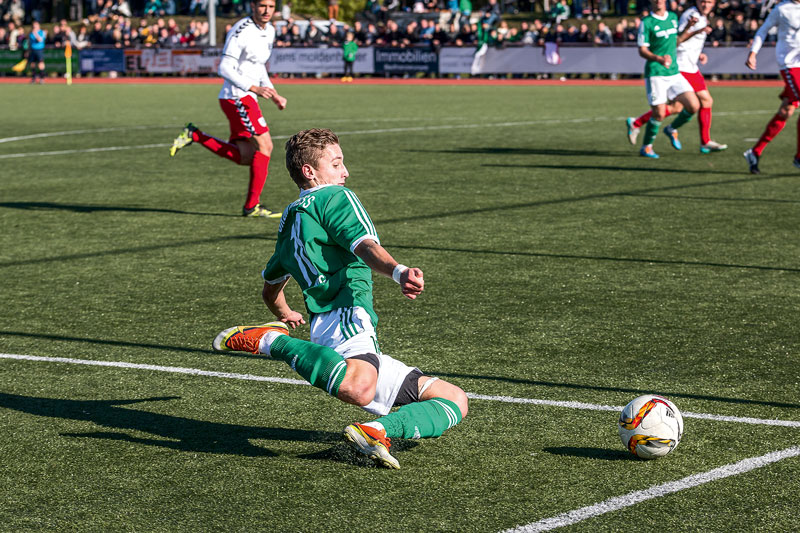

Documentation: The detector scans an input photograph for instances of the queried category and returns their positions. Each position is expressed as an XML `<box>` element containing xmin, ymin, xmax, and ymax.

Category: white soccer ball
<box><xmin>618</xmin><ymin>395</ymin><xmax>684</xmax><ymax>459</ymax></box>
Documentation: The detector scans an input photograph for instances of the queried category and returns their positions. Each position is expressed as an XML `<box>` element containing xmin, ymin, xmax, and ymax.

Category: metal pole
<box><xmin>208</xmin><ymin>0</ymin><xmax>217</xmax><ymax>46</ymax></box>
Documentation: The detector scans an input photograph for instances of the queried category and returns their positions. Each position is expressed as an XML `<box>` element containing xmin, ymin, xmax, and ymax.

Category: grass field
<box><xmin>1</xmin><ymin>82</ymin><xmax>799</xmax><ymax>532</ymax></box>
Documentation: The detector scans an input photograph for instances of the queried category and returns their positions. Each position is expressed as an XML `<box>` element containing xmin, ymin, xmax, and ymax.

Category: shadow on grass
<box><xmin>406</xmin><ymin>147</ymin><xmax>633</xmax><ymax>158</ymax></box>
<box><xmin>0</xmin><ymin>233</ymin><xmax>271</xmax><ymax>268</ymax></box>
<box><xmin>0</xmin><ymin>392</ymin><xmax>338</xmax><ymax>457</ymax></box>
<box><xmin>388</xmin><ymin>243</ymin><xmax>800</xmax><ymax>273</ymax></box>
<box><xmin>374</xmin><ymin>173</ymin><xmax>788</xmax><ymax>226</ymax></box>
<box><xmin>542</xmin><ymin>447</ymin><xmax>632</xmax><ymax>461</ymax></box>
<box><xmin>2</xmin><ymin>330</ymin><xmax>798</xmax><ymax>412</ymax></box>
<box><xmin>0</xmin><ymin>201</ymin><xmax>238</xmax><ymax>217</ymax></box>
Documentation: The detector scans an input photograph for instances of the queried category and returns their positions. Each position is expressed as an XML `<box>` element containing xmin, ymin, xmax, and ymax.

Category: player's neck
<box><xmin>251</xmin><ymin>16</ymin><xmax>269</xmax><ymax>29</ymax></box>
<box><xmin>652</xmin><ymin>8</ymin><xmax>667</xmax><ymax>17</ymax></box>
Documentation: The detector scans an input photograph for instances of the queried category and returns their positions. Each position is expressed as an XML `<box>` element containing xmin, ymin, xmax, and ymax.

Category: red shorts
<box><xmin>779</xmin><ymin>68</ymin><xmax>800</xmax><ymax>106</ymax></box>
<box><xmin>219</xmin><ymin>95</ymin><xmax>269</xmax><ymax>142</ymax></box>
<box><xmin>680</xmin><ymin>70</ymin><xmax>707</xmax><ymax>93</ymax></box>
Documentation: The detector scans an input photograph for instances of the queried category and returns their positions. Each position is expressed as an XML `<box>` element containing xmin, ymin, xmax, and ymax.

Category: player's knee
<box><xmin>443</xmin><ymin>387</ymin><xmax>469</xmax><ymax>419</ymax></box>
<box><xmin>454</xmin><ymin>388</ymin><xmax>469</xmax><ymax>419</ymax></box>
<box><xmin>338</xmin><ymin>376</ymin><xmax>376</xmax><ymax>407</ymax></box>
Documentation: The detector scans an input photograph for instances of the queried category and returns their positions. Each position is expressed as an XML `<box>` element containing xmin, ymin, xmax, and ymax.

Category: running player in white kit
<box><xmin>626</xmin><ymin>0</ymin><xmax>727</xmax><ymax>154</ymax></box>
<box><xmin>744</xmin><ymin>0</ymin><xmax>800</xmax><ymax>174</ymax></box>
<box><xmin>170</xmin><ymin>0</ymin><xmax>287</xmax><ymax>218</ymax></box>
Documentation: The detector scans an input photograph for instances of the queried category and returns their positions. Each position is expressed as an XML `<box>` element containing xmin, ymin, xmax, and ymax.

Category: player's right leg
<box><xmin>640</xmin><ymin>79</ymin><xmax>670</xmax><ymax>158</ymax></box>
<box><xmin>212</xmin><ymin>321</ymin><xmax>352</xmax><ymax>398</ymax></box>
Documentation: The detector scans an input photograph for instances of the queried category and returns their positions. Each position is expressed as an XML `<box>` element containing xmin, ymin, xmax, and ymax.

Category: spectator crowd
<box><xmin>0</xmin><ymin>0</ymin><xmax>780</xmax><ymax>52</ymax></box>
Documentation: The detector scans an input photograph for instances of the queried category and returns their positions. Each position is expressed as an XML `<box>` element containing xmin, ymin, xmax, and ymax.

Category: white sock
<box><xmin>258</xmin><ymin>331</ymin><xmax>284</xmax><ymax>355</ymax></box>
<box><xmin>363</xmin><ymin>421</ymin><xmax>385</xmax><ymax>433</ymax></box>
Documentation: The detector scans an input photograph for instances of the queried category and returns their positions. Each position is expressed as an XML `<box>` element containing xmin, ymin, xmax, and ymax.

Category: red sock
<box><xmin>633</xmin><ymin>110</ymin><xmax>652</xmax><ymax>128</ymax></box>
<box><xmin>192</xmin><ymin>130</ymin><xmax>241</xmax><ymax>164</ymax></box>
<box><xmin>753</xmin><ymin>113</ymin><xmax>787</xmax><ymax>156</ymax></box>
<box><xmin>244</xmin><ymin>151</ymin><xmax>270</xmax><ymax>210</ymax></box>
<box><xmin>633</xmin><ymin>108</ymin><xmax>671</xmax><ymax>128</ymax></box>
<box><xmin>698</xmin><ymin>107</ymin><xmax>712</xmax><ymax>145</ymax></box>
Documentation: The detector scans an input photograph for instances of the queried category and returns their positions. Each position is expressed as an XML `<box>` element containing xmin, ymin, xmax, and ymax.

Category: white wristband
<box><xmin>392</xmin><ymin>264</ymin><xmax>408</xmax><ymax>284</ymax></box>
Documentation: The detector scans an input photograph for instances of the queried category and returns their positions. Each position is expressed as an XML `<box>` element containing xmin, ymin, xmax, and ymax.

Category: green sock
<box><xmin>642</xmin><ymin>118</ymin><xmax>661</xmax><ymax>146</ymax></box>
<box><xmin>268</xmin><ymin>336</ymin><xmax>347</xmax><ymax>397</ymax></box>
<box><xmin>375</xmin><ymin>398</ymin><xmax>463</xmax><ymax>439</ymax></box>
<box><xmin>668</xmin><ymin>109</ymin><xmax>694</xmax><ymax>130</ymax></box>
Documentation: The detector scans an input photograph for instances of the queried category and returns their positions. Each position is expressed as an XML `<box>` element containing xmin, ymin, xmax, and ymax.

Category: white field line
<box><xmin>503</xmin><ymin>446</ymin><xmax>800</xmax><ymax>533</ymax></box>
<box><xmin>0</xmin><ymin>110</ymin><xmax>772</xmax><ymax>160</ymax></box>
<box><xmin>468</xmin><ymin>393</ymin><xmax>800</xmax><ymax>428</ymax></box>
<box><xmin>0</xmin><ymin>116</ymin><xmax>441</xmax><ymax>145</ymax></box>
<box><xmin>2</xmin><ymin>353</ymin><xmax>799</xmax><ymax>429</ymax></box>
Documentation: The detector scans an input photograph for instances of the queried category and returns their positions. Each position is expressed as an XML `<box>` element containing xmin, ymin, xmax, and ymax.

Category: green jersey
<box><xmin>343</xmin><ymin>40</ymin><xmax>358</xmax><ymax>62</ymax></box>
<box><xmin>638</xmin><ymin>11</ymin><xmax>679</xmax><ymax>78</ymax></box>
<box><xmin>262</xmin><ymin>184</ymin><xmax>379</xmax><ymax>324</ymax></box>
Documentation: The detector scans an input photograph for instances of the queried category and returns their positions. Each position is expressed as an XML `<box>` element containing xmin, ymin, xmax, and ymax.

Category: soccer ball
<box><xmin>618</xmin><ymin>395</ymin><xmax>684</xmax><ymax>459</ymax></box>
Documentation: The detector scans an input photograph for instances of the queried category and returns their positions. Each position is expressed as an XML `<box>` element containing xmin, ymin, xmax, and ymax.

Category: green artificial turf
<box><xmin>1</xmin><ymin>83</ymin><xmax>798</xmax><ymax>531</ymax></box>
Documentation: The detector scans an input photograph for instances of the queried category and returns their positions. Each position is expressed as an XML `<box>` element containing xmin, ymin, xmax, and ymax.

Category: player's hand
<box><xmin>400</xmin><ymin>267</ymin><xmax>424</xmax><ymax>300</ymax></box>
<box><xmin>699</xmin><ymin>52</ymin><xmax>708</xmax><ymax>65</ymax></box>
<box><xmin>661</xmin><ymin>55</ymin><xmax>672</xmax><ymax>68</ymax></box>
<box><xmin>251</xmin><ymin>86</ymin><xmax>277</xmax><ymax>99</ymax></box>
<box><xmin>688</xmin><ymin>16</ymin><xmax>698</xmax><ymax>27</ymax></box>
<box><xmin>280</xmin><ymin>310</ymin><xmax>306</xmax><ymax>329</ymax></box>
<box><xmin>702</xmin><ymin>26</ymin><xmax>712</xmax><ymax>34</ymax></box>
<box><xmin>272</xmin><ymin>94</ymin><xmax>287</xmax><ymax>111</ymax></box>
<box><xmin>745</xmin><ymin>52</ymin><xmax>757</xmax><ymax>70</ymax></box>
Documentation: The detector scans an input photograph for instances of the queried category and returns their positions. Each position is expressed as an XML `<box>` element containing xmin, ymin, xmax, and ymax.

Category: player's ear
<box><xmin>301</xmin><ymin>163</ymin><xmax>314</xmax><ymax>179</ymax></box>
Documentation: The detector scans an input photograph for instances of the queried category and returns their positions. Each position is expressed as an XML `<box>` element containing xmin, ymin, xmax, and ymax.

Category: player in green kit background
<box><xmin>212</xmin><ymin>129</ymin><xmax>468</xmax><ymax>469</ymax></box>
<box><xmin>637</xmin><ymin>0</ymin><xmax>700</xmax><ymax>159</ymax></box>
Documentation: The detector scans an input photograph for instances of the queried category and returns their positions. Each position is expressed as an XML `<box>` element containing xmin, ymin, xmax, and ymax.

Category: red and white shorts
<box><xmin>680</xmin><ymin>70</ymin><xmax>707</xmax><ymax>93</ymax></box>
<box><xmin>219</xmin><ymin>94</ymin><xmax>269</xmax><ymax>142</ymax></box>
<box><xmin>779</xmin><ymin>68</ymin><xmax>800</xmax><ymax>107</ymax></box>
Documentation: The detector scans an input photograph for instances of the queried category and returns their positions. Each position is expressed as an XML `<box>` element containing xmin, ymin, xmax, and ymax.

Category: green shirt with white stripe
<box><xmin>262</xmin><ymin>184</ymin><xmax>379</xmax><ymax>325</ymax></box>
<box><xmin>638</xmin><ymin>11</ymin><xmax>680</xmax><ymax>78</ymax></box>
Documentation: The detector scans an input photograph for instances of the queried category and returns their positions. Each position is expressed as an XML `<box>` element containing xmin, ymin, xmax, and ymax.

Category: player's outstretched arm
<box><xmin>262</xmin><ymin>279</ymin><xmax>306</xmax><ymax>328</ymax></box>
<box><xmin>354</xmin><ymin>239</ymin><xmax>424</xmax><ymax>300</ymax></box>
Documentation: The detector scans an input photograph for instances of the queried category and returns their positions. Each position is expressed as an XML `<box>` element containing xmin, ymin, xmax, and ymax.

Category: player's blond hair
<box><xmin>285</xmin><ymin>128</ymin><xmax>340</xmax><ymax>187</ymax></box>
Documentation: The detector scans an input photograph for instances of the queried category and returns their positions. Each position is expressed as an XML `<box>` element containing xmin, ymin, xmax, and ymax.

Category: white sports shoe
<box><xmin>626</xmin><ymin>117</ymin><xmax>640</xmax><ymax>145</ymax></box>
<box><xmin>700</xmin><ymin>140</ymin><xmax>728</xmax><ymax>153</ymax></box>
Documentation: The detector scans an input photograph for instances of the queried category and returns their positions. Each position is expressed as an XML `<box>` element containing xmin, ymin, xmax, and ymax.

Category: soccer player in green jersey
<box><xmin>636</xmin><ymin>0</ymin><xmax>701</xmax><ymax>158</ymax></box>
<box><xmin>212</xmin><ymin>129</ymin><xmax>468</xmax><ymax>469</ymax></box>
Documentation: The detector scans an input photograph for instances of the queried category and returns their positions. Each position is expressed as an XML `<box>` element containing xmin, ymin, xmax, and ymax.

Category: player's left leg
<box><xmin>345</xmin><ymin>373</ymin><xmax>468</xmax><ymax>469</ymax></box>
<box><xmin>663</xmin><ymin>90</ymin><xmax>700</xmax><ymax>151</ymax></box>
<box><xmin>363</xmin><ymin>377</ymin><xmax>467</xmax><ymax>439</ymax></box>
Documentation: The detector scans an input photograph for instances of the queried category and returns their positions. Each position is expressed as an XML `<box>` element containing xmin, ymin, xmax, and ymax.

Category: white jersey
<box><xmin>217</xmin><ymin>17</ymin><xmax>275</xmax><ymax>100</ymax></box>
<box><xmin>676</xmin><ymin>6</ymin><xmax>708</xmax><ymax>73</ymax></box>
<box><xmin>751</xmin><ymin>0</ymin><xmax>800</xmax><ymax>69</ymax></box>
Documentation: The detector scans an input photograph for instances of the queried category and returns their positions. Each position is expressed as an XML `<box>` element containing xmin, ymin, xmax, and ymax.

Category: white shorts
<box><xmin>645</xmin><ymin>74</ymin><xmax>694</xmax><ymax>106</ymax></box>
<box><xmin>310</xmin><ymin>307</ymin><xmax>418</xmax><ymax>416</ymax></box>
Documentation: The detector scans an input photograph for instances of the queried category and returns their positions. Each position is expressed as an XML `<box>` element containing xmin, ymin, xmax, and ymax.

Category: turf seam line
<box><xmin>502</xmin><ymin>446</ymin><xmax>800</xmax><ymax>532</ymax></box>
<box><xmin>2</xmin><ymin>353</ymin><xmax>798</xmax><ymax>428</ymax></box>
